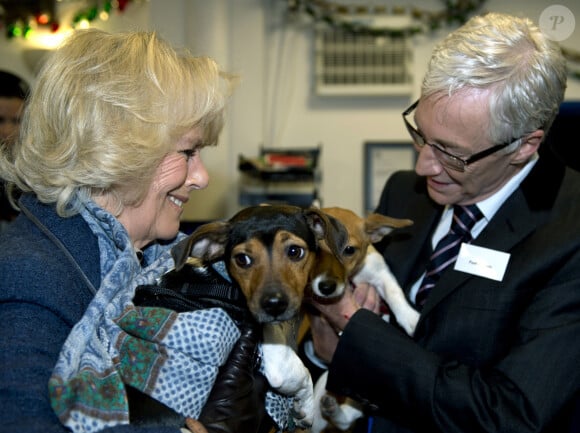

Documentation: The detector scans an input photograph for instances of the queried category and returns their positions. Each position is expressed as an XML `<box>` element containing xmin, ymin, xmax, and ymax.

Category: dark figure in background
<box><xmin>0</xmin><ymin>70</ymin><xmax>28</xmax><ymax>229</ymax></box>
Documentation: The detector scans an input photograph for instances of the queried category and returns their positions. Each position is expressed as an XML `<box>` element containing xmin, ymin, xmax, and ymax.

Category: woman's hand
<box><xmin>184</xmin><ymin>418</ymin><xmax>208</xmax><ymax>433</ymax></box>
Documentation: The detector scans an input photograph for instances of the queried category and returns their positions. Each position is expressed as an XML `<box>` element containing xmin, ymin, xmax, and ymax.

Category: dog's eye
<box><xmin>343</xmin><ymin>245</ymin><xmax>357</xmax><ymax>256</ymax></box>
<box><xmin>233</xmin><ymin>253</ymin><xmax>252</xmax><ymax>268</ymax></box>
<box><xmin>287</xmin><ymin>245</ymin><xmax>306</xmax><ymax>261</ymax></box>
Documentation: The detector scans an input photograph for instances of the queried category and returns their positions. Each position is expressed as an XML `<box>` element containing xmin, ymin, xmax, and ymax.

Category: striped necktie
<box><xmin>416</xmin><ymin>204</ymin><xmax>483</xmax><ymax>309</ymax></box>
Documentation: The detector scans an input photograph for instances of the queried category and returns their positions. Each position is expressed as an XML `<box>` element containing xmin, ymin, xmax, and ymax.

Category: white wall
<box><xmin>175</xmin><ymin>0</ymin><xmax>580</xmax><ymax>219</ymax></box>
<box><xmin>2</xmin><ymin>0</ymin><xmax>579</xmax><ymax>220</ymax></box>
<box><xmin>221</xmin><ymin>0</ymin><xmax>580</xmax><ymax>217</ymax></box>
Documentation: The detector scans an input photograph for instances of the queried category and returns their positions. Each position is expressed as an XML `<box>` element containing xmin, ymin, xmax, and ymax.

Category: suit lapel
<box><xmin>419</xmin><ymin>189</ymin><xmax>536</xmax><ymax>315</ymax></box>
<box><xmin>384</xmin><ymin>196</ymin><xmax>441</xmax><ymax>292</ymax></box>
<box><xmin>419</xmin><ymin>151</ymin><xmax>565</xmax><ymax>317</ymax></box>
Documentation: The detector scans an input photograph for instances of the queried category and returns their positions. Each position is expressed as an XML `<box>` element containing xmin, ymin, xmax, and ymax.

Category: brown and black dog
<box><xmin>172</xmin><ymin>204</ymin><xmax>348</xmax><ymax>325</ymax></box>
<box><xmin>171</xmin><ymin>204</ymin><xmax>349</xmax><ymax>429</ymax></box>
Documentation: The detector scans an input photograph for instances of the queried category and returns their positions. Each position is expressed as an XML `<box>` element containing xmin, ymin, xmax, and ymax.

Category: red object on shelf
<box><xmin>264</xmin><ymin>154</ymin><xmax>309</xmax><ymax>167</ymax></box>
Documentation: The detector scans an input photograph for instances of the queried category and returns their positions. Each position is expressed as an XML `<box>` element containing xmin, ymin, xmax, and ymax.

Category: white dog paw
<box><xmin>261</xmin><ymin>343</ymin><xmax>315</xmax><ymax>427</ymax></box>
<box><xmin>320</xmin><ymin>393</ymin><xmax>339</xmax><ymax>418</ymax></box>
<box><xmin>398</xmin><ymin>308</ymin><xmax>420</xmax><ymax>336</ymax></box>
<box><xmin>293</xmin><ymin>392</ymin><xmax>314</xmax><ymax>429</ymax></box>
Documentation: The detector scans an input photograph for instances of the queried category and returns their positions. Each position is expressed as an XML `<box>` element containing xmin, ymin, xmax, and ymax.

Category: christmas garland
<box><xmin>2</xmin><ymin>0</ymin><xmax>579</xmax><ymax>80</ymax></box>
<box><xmin>0</xmin><ymin>0</ymin><xmax>135</xmax><ymax>39</ymax></box>
<box><xmin>286</xmin><ymin>0</ymin><xmax>580</xmax><ymax>80</ymax></box>
<box><xmin>286</xmin><ymin>0</ymin><xmax>488</xmax><ymax>36</ymax></box>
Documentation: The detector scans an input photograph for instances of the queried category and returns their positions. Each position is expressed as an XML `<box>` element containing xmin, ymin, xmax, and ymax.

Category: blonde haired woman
<box><xmin>0</xmin><ymin>29</ymin><xmax>287</xmax><ymax>433</ymax></box>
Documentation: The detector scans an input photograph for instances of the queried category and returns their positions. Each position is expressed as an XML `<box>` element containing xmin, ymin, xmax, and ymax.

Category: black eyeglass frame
<box><xmin>402</xmin><ymin>99</ymin><xmax>518</xmax><ymax>172</ymax></box>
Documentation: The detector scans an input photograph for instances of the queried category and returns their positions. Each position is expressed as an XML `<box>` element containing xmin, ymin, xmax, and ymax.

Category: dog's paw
<box><xmin>291</xmin><ymin>400</ymin><xmax>314</xmax><ymax>429</ymax></box>
<box><xmin>289</xmin><ymin>372</ymin><xmax>315</xmax><ymax>429</ymax></box>
<box><xmin>262</xmin><ymin>344</ymin><xmax>311</xmax><ymax>393</ymax></box>
<box><xmin>320</xmin><ymin>394</ymin><xmax>340</xmax><ymax>418</ymax></box>
<box><xmin>261</xmin><ymin>343</ymin><xmax>315</xmax><ymax>427</ymax></box>
<box><xmin>320</xmin><ymin>397</ymin><xmax>364</xmax><ymax>432</ymax></box>
<box><xmin>291</xmin><ymin>413</ymin><xmax>313</xmax><ymax>430</ymax></box>
<box><xmin>398</xmin><ymin>307</ymin><xmax>420</xmax><ymax>336</ymax></box>
<box><xmin>290</xmin><ymin>377</ymin><xmax>315</xmax><ymax>428</ymax></box>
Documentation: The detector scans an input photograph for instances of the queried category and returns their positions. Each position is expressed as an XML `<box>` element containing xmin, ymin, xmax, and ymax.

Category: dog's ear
<box><xmin>171</xmin><ymin>221</ymin><xmax>230</xmax><ymax>271</ymax></box>
<box><xmin>310</xmin><ymin>199</ymin><xmax>322</xmax><ymax>209</ymax></box>
<box><xmin>304</xmin><ymin>208</ymin><xmax>349</xmax><ymax>257</ymax></box>
<box><xmin>365</xmin><ymin>213</ymin><xmax>413</xmax><ymax>243</ymax></box>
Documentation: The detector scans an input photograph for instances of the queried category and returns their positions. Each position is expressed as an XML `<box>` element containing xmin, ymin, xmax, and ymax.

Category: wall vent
<box><xmin>314</xmin><ymin>19</ymin><xmax>413</xmax><ymax>96</ymax></box>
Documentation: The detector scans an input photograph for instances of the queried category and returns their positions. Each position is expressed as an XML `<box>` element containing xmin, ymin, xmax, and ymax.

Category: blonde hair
<box><xmin>0</xmin><ymin>29</ymin><xmax>235</xmax><ymax>216</ymax></box>
<box><xmin>422</xmin><ymin>12</ymin><xmax>567</xmax><ymax>145</ymax></box>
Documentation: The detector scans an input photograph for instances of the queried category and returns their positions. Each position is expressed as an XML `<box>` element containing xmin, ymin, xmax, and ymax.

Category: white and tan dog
<box><xmin>309</xmin><ymin>207</ymin><xmax>420</xmax><ymax>433</ymax></box>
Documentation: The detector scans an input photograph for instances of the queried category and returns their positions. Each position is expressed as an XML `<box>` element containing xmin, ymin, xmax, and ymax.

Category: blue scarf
<box><xmin>48</xmin><ymin>200</ymin><xmax>291</xmax><ymax>432</ymax></box>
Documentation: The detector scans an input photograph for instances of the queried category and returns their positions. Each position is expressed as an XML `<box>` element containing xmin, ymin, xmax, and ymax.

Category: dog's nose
<box><xmin>261</xmin><ymin>293</ymin><xmax>289</xmax><ymax>318</ymax></box>
<box><xmin>318</xmin><ymin>280</ymin><xmax>337</xmax><ymax>296</ymax></box>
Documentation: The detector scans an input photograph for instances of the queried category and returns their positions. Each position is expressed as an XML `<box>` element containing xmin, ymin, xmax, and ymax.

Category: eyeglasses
<box><xmin>402</xmin><ymin>99</ymin><xmax>519</xmax><ymax>172</ymax></box>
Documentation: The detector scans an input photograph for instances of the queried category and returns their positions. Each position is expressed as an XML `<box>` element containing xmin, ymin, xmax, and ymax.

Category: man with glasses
<box><xmin>309</xmin><ymin>12</ymin><xmax>580</xmax><ymax>433</ymax></box>
<box><xmin>403</xmin><ymin>99</ymin><xmax>522</xmax><ymax>172</ymax></box>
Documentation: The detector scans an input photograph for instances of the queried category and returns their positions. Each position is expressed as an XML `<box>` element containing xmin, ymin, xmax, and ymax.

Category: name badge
<box><xmin>454</xmin><ymin>243</ymin><xmax>510</xmax><ymax>281</ymax></box>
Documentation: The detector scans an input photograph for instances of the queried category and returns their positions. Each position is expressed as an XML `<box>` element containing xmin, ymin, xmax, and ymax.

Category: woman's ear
<box><xmin>510</xmin><ymin>129</ymin><xmax>544</xmax><ymax>165</ymax></box>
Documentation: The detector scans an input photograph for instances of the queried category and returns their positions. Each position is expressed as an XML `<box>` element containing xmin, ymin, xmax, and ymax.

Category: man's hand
<box><xmin>309</xmin><ymin>314</ymin><xmax>339</xmax><ymax>364</ymax></box>
<box><xmin>310</xmin><ymin>283</ymin><xmax>382</xmax><ymax>360</ymax></box>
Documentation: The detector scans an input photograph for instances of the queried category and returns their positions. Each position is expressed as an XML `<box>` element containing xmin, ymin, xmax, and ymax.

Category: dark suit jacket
<box><xmin>326</xmin><ymin>147</ymin><xmax>580</xmax><ymax>433</ymax></box>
